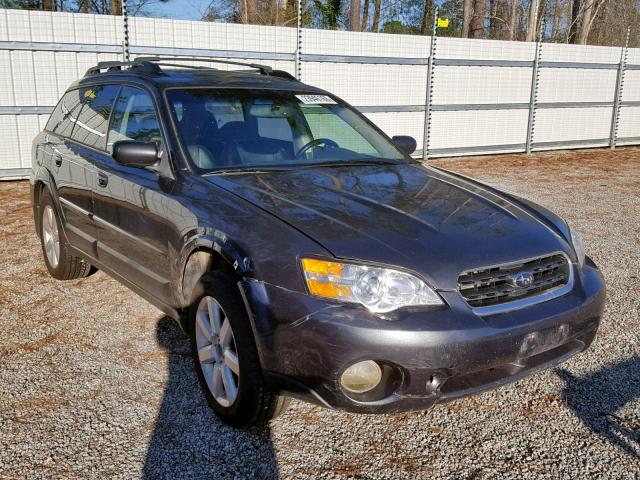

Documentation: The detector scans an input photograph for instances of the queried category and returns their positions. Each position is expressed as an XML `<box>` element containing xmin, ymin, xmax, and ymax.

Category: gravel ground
<box><xmin>0</xmin><ymin>147</ymin><xmax>639</xmax><ymax>480</ymax></box>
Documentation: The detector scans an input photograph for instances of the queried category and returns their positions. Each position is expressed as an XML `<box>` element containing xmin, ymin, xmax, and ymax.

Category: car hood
<box><xmin>206</xmin><ymin>163</ymin><xmax>571</xmax><ymax>290</ymax></box>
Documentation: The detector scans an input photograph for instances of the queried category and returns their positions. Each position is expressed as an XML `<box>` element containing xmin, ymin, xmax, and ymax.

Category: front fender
<box><xmin>177</xmin><ymin>229</ymin><xmax>251</xmax><ymax>308</ymax></box>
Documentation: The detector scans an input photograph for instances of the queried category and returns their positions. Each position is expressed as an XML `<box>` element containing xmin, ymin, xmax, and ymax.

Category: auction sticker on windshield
<box><xmin>296</xmin><ymin>94</ymin><xmax>336</xmax><ymax>104</ymax></box>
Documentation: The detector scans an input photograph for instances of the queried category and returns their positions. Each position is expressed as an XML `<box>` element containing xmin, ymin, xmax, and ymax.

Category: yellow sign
<box><xmin>437</xmin><ymin>18</ymin><xmax>449</xmax><ymax>28</ymax></box>
<box><xmin>84</xmin><ymin>89</ymin><xmax>96</xmax><ymax>100</ymax></box>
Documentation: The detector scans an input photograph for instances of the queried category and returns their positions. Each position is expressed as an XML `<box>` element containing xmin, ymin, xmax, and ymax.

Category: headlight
<box><xmin>301</xmin><ymin>258</ymin><xmax>443</xmax><ymax>313</ymax></box>
<box><xmin>570</xmin><ymin>229</ymin><xmax>586</xmax><ymax>268</ymax></box>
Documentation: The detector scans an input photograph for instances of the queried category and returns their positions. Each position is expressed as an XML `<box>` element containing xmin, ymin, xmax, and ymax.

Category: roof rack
<box><xmin>85</xmin><ymin>60</ymin><xmax>162</xmax><ymax>76</ymax></box>
<box><xmin>133</xmin><ymin>56</ymin><xmax>274</xmax><ymax>75</ymax></box>
<box><xmin>85</xmin><ymin>56</ymin><xmax>298</xmax><ymax>82</ymax></box>
<box><xmin>85</xmin><ymin>55</ymin><xmax>297</xmax><ymax>77</ymax></box>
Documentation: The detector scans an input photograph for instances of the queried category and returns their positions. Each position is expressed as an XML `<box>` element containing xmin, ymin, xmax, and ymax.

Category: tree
<box><xmin>371</xmin><ymin>0</ymin><xmax>381</xmax><ymax>31</ymax></box>
<box><xmin>314</xmin><ymin>0</ymin><xmax>343</xmax><ymax>29</ymax></box>
<box><xmin>563</xmin><ymin>0</ymin><xmax>611</xmax><ymax>45</ymax></box>
<box><xmin>381</xmin><ymin>19</ymin><xmax>420</xmax><ymax>34</ymax></box>
<box><xmin>203</xmin><ymin>0</ymin><xmax>300</xmax><ymax>26</ymax></box>
<box><xmin>349</xmin><ymin>0</ymin><xmax>359</xmax><ymax>30</ymax></box>
<box><xmin>462</xmin><ymin>0</ymin><xmax>473</xmax><ymax>37</ymax></box>
<box><xmin>485</xmin><ymin>0</ymin><xmax>512</xmax><ymax>39</ymax></box>
<box><xmin>525</xmin><ymin>0</ymin><xmax>539</xmax><ymax>40</ymax></box>
<box><xmin>240</xmin><ymin>0</ymin><xmax>258</xmax><ymax>23</ymax></box>
<box><xmin>589</xmin><ymin>0</ymin><xmax>640</xmax><ymax>47</ymax></box>
<box><xmin>577</xmin><ymin>0</ymin><xmax>607</xmax><ymax>44</ymax></box>
<box><xmin>509</xmin><ymin>0</ymin><xmax>518</xmax><ymax>39</ymax></box>
<box><xmin>420</xmin><ymin>0</ymin><xmax>432</xmax><ymax>35</ymax></box>
<box><xmin>0</xmin><ymin>0</ymin><xmax>41</xmax><ymax>7</ymax></box>
<box><xmin>111</xmin><ymin>0</ymin><xmax>121</xmax><ymax>15</ymax></box>
<box><xmin>361</xmin><ymin>0</ymin><xmax>370</xmax><ymax>30</ymax></box>
<box><xmin>535</xmin><ymin>0</ymin><xmax>548</xmax><ymax>38</ymax></box>
<box><xmin>469</xmin><ymin>0</ymin><xmax>486</xmax><ymax>38</ymax></box>
<box><xmin>569</xmin><ymin>0</ymin><xmax>580</xmax><ymax>42</ymax></box>
<box><xmin>550</xmin><ymin>0</ymin><xmax>562</xmax><ymax>41</ymax></box>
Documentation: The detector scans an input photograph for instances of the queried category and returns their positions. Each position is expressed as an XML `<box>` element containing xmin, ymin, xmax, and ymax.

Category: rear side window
<box><xmin>46</xmin><ymin>90</ymin><xmax>84</xmax><ymax>138</ymax></box>
<box><xmin>69</xmin><ymin>85</ymin><xmax>120</xmax><ymax>150</ymax></box>
<box><xmin>108</xmin><ymin>86</ymin><xmax>163</xmax><ymax>151</ymax></box>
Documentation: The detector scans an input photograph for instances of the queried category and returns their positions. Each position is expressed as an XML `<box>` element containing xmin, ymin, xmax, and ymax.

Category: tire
<box><xmin>189</xmin><ymin>271</ymin><xmax>288</xmax><ymax>428</ymax></box>
<box><xmin>39</xmin><ymin>190</ymin><xmax>94</xmax><ymax>280</ymax></box>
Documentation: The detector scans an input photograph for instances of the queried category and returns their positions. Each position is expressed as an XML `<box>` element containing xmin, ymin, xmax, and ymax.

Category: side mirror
<box><xmin>112</xmin><ymin>140</ymin><xmax>159</xmax><ymax>168</ymax></box>
<box><xmin>392</xmin><ymin>135</ymin><xmax>417</xmax><ymax>155</ymax></box>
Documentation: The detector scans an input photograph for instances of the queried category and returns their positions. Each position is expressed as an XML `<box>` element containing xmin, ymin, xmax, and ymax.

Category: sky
<box><xmin>152</xmin><ymin>0</ymin><xmax>208</xmax><ymax>21</ymax></box>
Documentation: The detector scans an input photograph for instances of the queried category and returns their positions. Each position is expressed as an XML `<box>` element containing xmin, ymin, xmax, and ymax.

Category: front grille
<box><xmin>458</xmin><ymin>253</ymin><xmax>570</xmax><ymax>308</ymax></box>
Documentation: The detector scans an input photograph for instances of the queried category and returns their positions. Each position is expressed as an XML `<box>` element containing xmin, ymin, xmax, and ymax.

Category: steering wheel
<box><xmin>295</xmin><ymin>138</ymin><xmax>339</xmax><ymax>159</ymax></box>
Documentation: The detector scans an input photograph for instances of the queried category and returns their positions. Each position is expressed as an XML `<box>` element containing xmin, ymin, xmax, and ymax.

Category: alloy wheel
<box><xmin>195</xmin><ymin>295</ymin><xmax>240</xmax><ymax>407</ymax></box>
<box><xmin>42</xmin><ymin>205</ymin><xmax>60</xmax><ymax>268</ymax></box>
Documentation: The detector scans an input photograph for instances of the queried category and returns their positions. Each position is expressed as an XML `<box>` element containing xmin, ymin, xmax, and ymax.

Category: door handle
<box><xmin>54</xmin><ymin>155</ymin><xmax>62</xmax><ymax>167</ymax></box>
<box><xmin>97</xmin><ymin>172</ymin><xmax>109</xmax><ymax>188</ymax></box>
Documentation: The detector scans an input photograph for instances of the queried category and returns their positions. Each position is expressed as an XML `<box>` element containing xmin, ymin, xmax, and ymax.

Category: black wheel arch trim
<box><xmin>178</xmin><ymin>230</ymin><xmax>251</xmax><ymax>308</ymax></box>
<box><xmin>32</xmin><ymin>167</ymin><xmax>69</xmax><ymax>243</ymax></box>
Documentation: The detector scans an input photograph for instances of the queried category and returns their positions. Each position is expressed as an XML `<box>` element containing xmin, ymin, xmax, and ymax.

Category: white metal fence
<box><xmin>1</xmin><ymin>8</ymin><xmax>639</xmax><ymax>179</ymax></box>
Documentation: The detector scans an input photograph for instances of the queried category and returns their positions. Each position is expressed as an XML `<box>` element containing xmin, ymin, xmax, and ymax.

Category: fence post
<box><xmin>610</xmin><ymin>27</ymin><xmax>631</xmax><ymax>149</ymax></box>
<box><xmin>422</xmin><ymin>8</ymin><xmax>438</xmax><ymax>160</ymax></box>
<box><xmin>294</xmin><ymin>0</ymin><xmax>302</xmax><ymax>81</ymax></box>
<box><xmin>526</xmin><ymin>25</ymin><xmax>543</xmax><ymax>154</ymax></box>
<box><xmin>122</xmin><ymin>0</ymin><xmax>130</xmax><ymax>61</ymax></box>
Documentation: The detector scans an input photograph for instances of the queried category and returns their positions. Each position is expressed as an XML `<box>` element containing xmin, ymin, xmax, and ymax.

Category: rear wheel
<box><xmin>39</xmin><ymin>191</ymin><xmax>94</xmax><ymax>280</ymax></box>
<box><xmin>190</xmin><ymin>271</ymin><xmax>288</xmax><ymax>428</ymax></box>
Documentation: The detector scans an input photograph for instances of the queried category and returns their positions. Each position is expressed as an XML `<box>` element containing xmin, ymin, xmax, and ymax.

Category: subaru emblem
<box><xmin>513</xmin><ymin>271</ymin><xmax>534</xmax><ymax>289</ymax></box>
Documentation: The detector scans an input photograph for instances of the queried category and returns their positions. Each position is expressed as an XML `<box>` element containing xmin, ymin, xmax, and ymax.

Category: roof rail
<box><xmin>270</xmin><ymin>69</ymin><xmax>296</xmax><ymax>80</ymax></box>
<box><xmin>85</xmin><ymin>56</ymin><xmax>299</xmax><ymax>81</ymax></box>
<box><xmin>85</xmin><ymin>60</ymin><xmax>162</xmax><ymax>76</ymax></box>
<box><xmin>132</xmin><ymin>56</ymin><xmax>274</xmax><ymax>75</ymax></box>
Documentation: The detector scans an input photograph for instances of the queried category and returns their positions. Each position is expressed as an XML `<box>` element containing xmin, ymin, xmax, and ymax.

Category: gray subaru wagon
<box><xmin>30</xmin><ymin>57</ymin><xmax>606</xmax><ymax>428</ymax></box>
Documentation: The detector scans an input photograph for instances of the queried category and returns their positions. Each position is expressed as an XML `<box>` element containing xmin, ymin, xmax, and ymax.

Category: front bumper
<box><xmin>240</xmin><ymin>258</ymin><xmax>605</xmax><ymax>413</ymax></box>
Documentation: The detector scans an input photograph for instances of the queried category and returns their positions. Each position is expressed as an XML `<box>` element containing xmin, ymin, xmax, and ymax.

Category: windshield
<box><xmin>166</xmin><ymin>88</ymin><xmax>406</xmax><ymax>172</ymax></box>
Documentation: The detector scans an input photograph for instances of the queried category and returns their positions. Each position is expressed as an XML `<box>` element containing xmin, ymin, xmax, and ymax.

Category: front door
<box><xmin>93</xmin><ymin>85</ymin><xmax>177</xmax><ymax>303</ymax></box>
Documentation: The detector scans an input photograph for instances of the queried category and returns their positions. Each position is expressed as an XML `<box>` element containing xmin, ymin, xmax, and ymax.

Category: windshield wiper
<box><xmin>204</xmin><ymin>166</ymin><xmax>295</xmax><ymax>175</ymax></box>
<box><xmin>299</xmin><ymin>159</ymin><xmax>406</xmax><ymax>168</ymax></box>
<box><xmin>204</xmin><ymin>158</ymin><xmax>418</xmax><ymax>175</ymax></box>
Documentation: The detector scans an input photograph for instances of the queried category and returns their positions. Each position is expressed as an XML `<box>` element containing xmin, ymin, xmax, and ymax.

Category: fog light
<box><xmin>340</xmin><ymin>360</ymin><xmax>382</xmax><ymax>394</ymax></box>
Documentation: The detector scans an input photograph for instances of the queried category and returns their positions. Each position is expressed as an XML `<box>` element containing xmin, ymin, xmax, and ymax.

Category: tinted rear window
<box><xmin>46</xmin><ymin>85</ymin><xmax>119</xmax><ymax>150</ymax></box>
<box><xmin>46</xmin><ymin>90</ymin><xmax>83</xmax><ymax>138</ymax></box>
<box><xmin>69</xmin><ymin>85</ymin><xmax>120</xmax><ymax>150</ymax></box>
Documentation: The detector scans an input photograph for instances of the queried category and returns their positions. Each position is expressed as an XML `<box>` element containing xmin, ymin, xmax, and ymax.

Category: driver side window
<box><xmin>107</xmin><ymin>86</ymin><xmax>163</xmax><ymax>152</ymax></box>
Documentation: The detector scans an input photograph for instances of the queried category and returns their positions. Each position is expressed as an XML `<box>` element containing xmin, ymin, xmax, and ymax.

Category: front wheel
<box><xmin>39</xmin><ymin>191</ymin><xmax>94</xmax><ymax>280</ymax></box>
<box><xmin>189</xmin><ymin>271</ymin><xmax>288</xmax><ymax>428</ymax></box>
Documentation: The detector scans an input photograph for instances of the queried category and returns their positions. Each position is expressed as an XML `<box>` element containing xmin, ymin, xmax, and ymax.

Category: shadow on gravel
<box><xmin>142</xmin><ymin>316</ymin><xmax>280</xmax><ymax>480</ymax></box>
<box><xmin>557</xmin><ymin>357</ymin><xmax>640</xmax><ymax>460</ymax></box>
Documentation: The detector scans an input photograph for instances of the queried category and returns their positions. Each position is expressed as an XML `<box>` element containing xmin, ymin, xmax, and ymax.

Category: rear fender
<box><xmin>32</xmin><ymin>168</ymin><xmax>67</xmax><ymax>240</ymax></box>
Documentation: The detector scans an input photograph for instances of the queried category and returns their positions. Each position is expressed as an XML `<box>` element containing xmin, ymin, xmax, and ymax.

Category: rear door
<box><xmin>43</xmin><ymin>86</ymin><xmax>119</xmax><ymax>254</ymax></box>
<box><xmin>93</xmin><ymin>85</ymin><xmax>177</xmax><ymax>303</ymax></box>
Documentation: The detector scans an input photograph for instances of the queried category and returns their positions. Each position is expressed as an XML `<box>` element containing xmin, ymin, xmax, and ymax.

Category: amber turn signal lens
<box><xmin>301</xmin><ymin>258</ymin><xmax>344</xmax><ymax>276</ymax></box>
<box><xmin>306</xmin><ymin>279</ymin><xmax>351</xmax><ymax>299</ymax></box>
